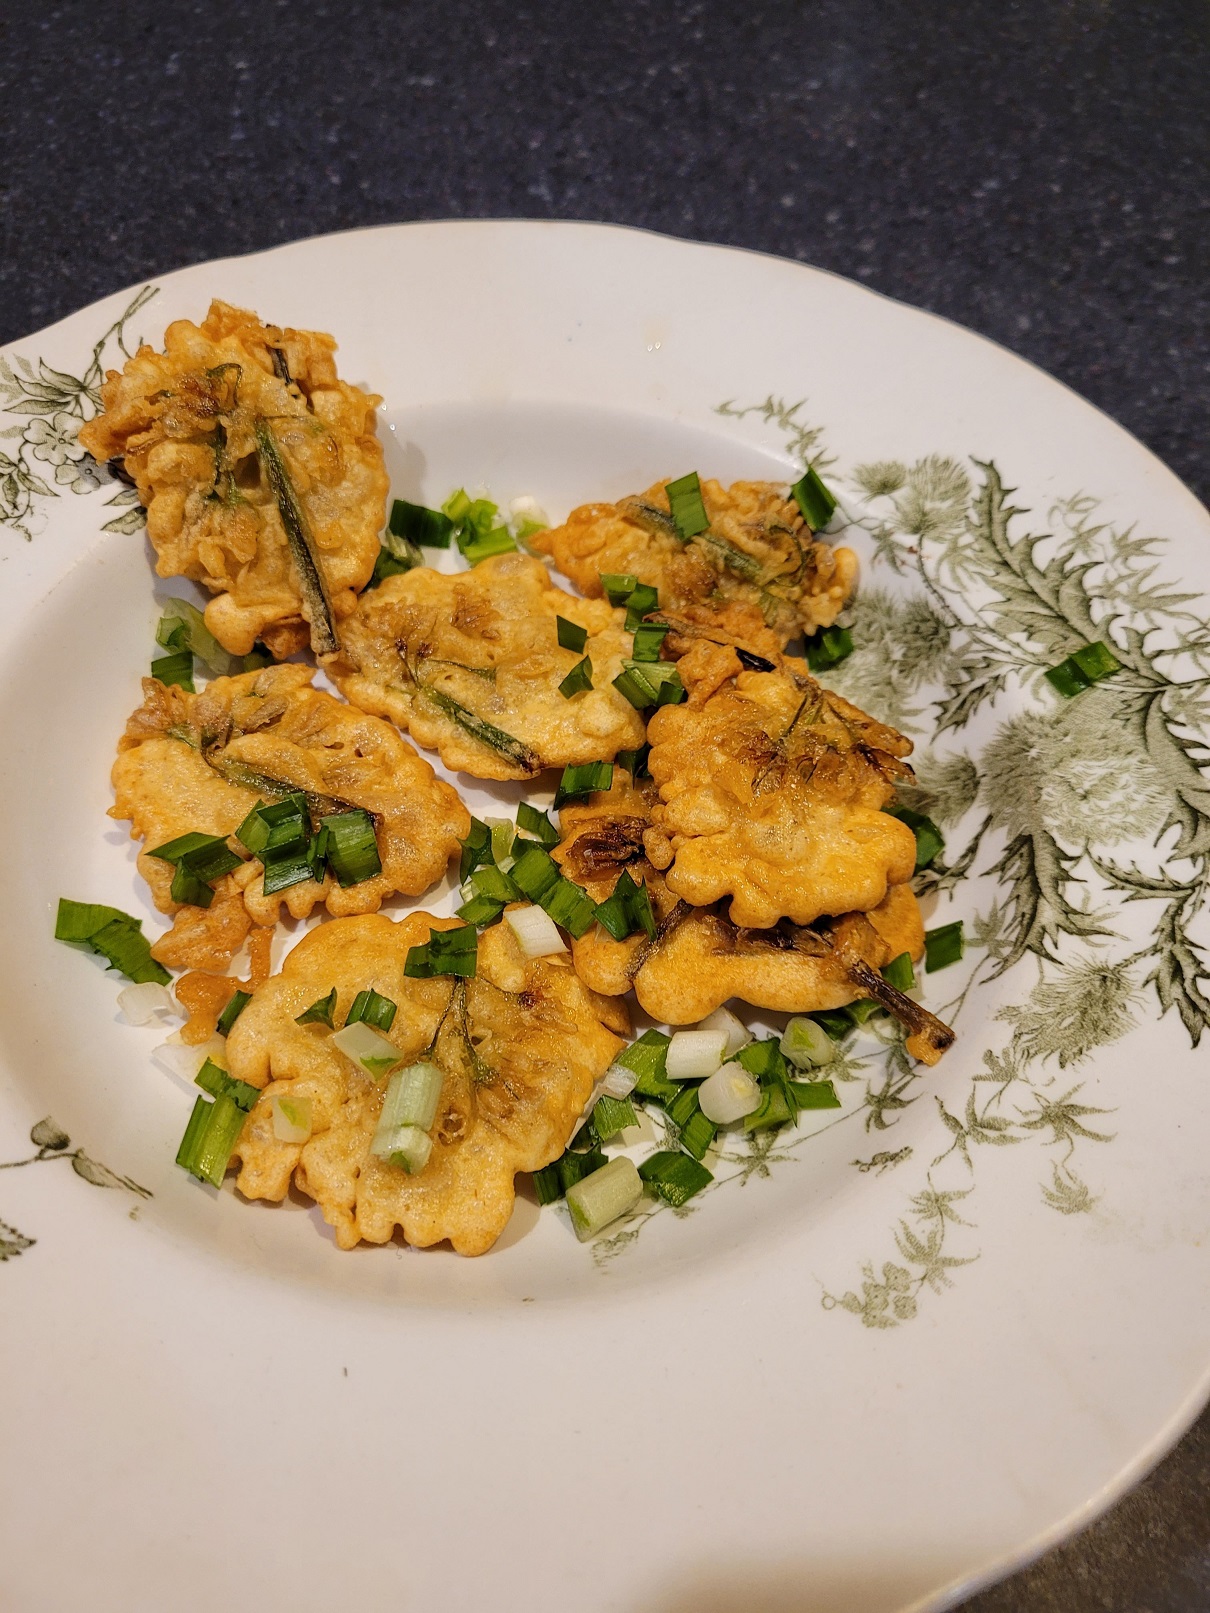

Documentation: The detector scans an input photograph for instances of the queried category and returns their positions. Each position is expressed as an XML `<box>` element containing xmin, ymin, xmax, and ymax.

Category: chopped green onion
<box><xmin>594</xmin><ymin>868</ymin><xmax>657</xmax><ymax>942</ymax></box>
<box><xmin>887</xmin><ymin>805</ymin><xmax>945</xmax><ymax>871</ymax></box>
<box><xmin>345</xmin><ymin>988</ymin><xmax>398</xmax><ymax>1033</ymax></box>
<box><xmin>791</xmin><ymin>466</ymin><xmax>838</xmax><ymax>531</ymax></box>
<box><xmin>151</xmin><ymin>649</ymin><xmax>194</xmax><ymax>691</ymax></box>
<box><xmin>374</xmin><ymin>1124</ymin><xmax>432</xmax><ymax>1175</ymax></box>
<box><xmin>156</xmin><ymin>598</ymin><xmax>236</xmax><ymax>677</ymax></box>
<box><xmin>147</xmin><ymin>832</ymin><xmax>243</xmax><ymax>896</ymax></box>
<box><xmin>615</xmin><ymin>744</ymin><xmax>651</xmax><ymax>779</ymax></box>
<box><xmin>272</xmin><ymin>1094</ymin><xmax>313</xmax><ymax>1144</ymax></box>
<box><xmin>533</xmin><ymin>1143</ymin><xmax>609</xmax><ymax>1205</ymax></box>
<box><xmin>322</xmin><ymin>809</ymin><xmax>381</xmax><ymax>888</ymax></box>
<box><xmin>601</xmin><ymin>573</ymin><xmax>639</xmax><ymax>606</ymax></box>
<box><xmin>780</xmin><ymin>1017</ymin><xmax>836</xmax><ymax>1069</ymax></box>
<box><xmin>847</xmin><ymin>997</ymin><xmax>882</xmax><ymax>1025</ymax></box>
<box><xmin>368</xmin><ymin>544</ymin><xmax>420</xmax><ymax>588</ymax></box>
<box><xmin>486</xmin><ymin>817</ymin><xmax>515</xmax><ymax>865</ymax></box>
<box><xmin>630</xmin><ymin>622</ymin><xmax>669</xmax><ymax>662</ymax></box>
<box><xmin>742</xmin><ymin>1085</ymin><xmax>795</xmax><ymax>1132</ymax></box>
<box><xmin>792</xmin><ymin>1079</ymin><xmax>841</xmax><ymax>1111</ymax></box>
<box><xmin>517</xmin><ymin>802</ymin><xmax>559</xmax><ymax>847</ymax></box>
<box><xmin>805</xmin><ymin>625</ymin><xmax>854</xmax><ymax>671</ymax></box>
<box><xmin>470</xmin><ymin>864</ymin><xmax>523</xmax><ymax>903</ymax></box>
<box><xmin>505</xmin><ymin>904</ymin><xmax>568</xmax><ymax>958</ymax></box>
<box><xmin>260</xmin><ymin>848</ymin><xmax>316</xmax><ymax>896</ymax></box>
<box><xmin>1045</xmin><ymin>640</ymin><xmax>1122</xmax><ymax>697</ymax></box>
<box><xmin>556</xmin><ymin>616</ymin><xmax>589</xmax><ymax>653</ymax></box>
<box><xmin>698</xmin><ymin>1006</ymin><xmax>752</xmax><ymax>1055</ymax></box>
<box><xmin>734</xmin><ymin>1037</ymin><xmax>786</xmax><ymax>1081</ymax></box>
<box><xmin>543</xmin><ymin>877</ymin><xmax>598</xmax><ymax>939</ymax></box>
<box><xmin>456</xmin><ymin>894</ymin><xmax>506</xmax><ymax>928</ymax></box>
<box><xmin>331</xmin><ymin>1019</ymin><xmax>404</xmax><ymax>1079</ymax></box>
<box><xmin>558</xmin><ymin>656</ymin><xmax>594</xmax><ymax>698</ymax></box>
<box><xmin>624</xmin><ymin>583</ymin><xmax>660</xmax><ymax>630</ymax></box>
<box><xmin>459</xmin><ymin>818</ymin><xmax>493</xmax><ymax>882</ymax></box>
<box><xmin>590</xmin><ymin>1093</ymin><xmax>637</xmax><ymax>1141</ymax></box>
<box><xmin>812</xmin><ymin>1007</ymin><xmax>859</xmax><ymax>1040</ymax></box>
<box><xmin>296</xmin><ymin>988</ymin><xmax>337</xmax><ymax>1027</ymax></box>
<box><xmin>665</xmin><ymin>471</ymin><xmax>710</xmax><ymax>540</ymax></box>
<box><xmin>554</xmin><ymin>761</ymin><xmax>614</xmax><ymax>809</ymax></box>
<box><xmin>375</xmin><ymin>1061</ymin><xmax>444</xmax><ymax>1136</ymax></box>
<box><xmin>697</xmin><ymin>1064</ymin><xmax>762</xmax><ymax>1125</ymax></box>
<box><xmin>461</xmin><ymin>527</ymin><xmax>517</xmax><ymax>565</ymax></box>
<box><xmin>612</xmin><ymin>659</ymin><xmax>686</xmax><ymax>711</ymax></box>
<box><xmin>615</xmin><ymin>1030</ymin><xmax>675</xmax><ymax>1096</ymax></box>
<box><xmin>925</xmin><ymin>920</ymin><xmax>965</xmax><ymax>973</ymax></box>
<box><xmin>666</xmin><ymin>1086</ymin><xmax>717</xmax><ymax>1160</ymax></box>
<box><xmin>565</xmin><ymin>1156</ymin><xmax>644</xmax><ymax>1239</ymax></box>
<box><xmin>404</xmin><ymin>924</ymin><xmax>478</xmax><ymax>979</ymax></box>
<box><xmin>666</xmin><ymin>1028</ymin><xmax>729</xmax><ymax>1081</ymax></box>
<box><xmin>509</xmin><ymin>845</ymin><xmax>561</xmax><ymax>903</ymax></box>
<box><xmin>195</xmin><ymin>1058</ymin><xmax>259</xmax><ymax>1112</ymax></box>
<box><xmin>390</xmin><ymin>497</ymin><xmax>454</xmax><ymax>549</ymax></box>
<box><xmin>54</xmin><ymin>898</ymin><xmax>171</xmax><ymax>986</ymax></box>
<box><xmin>216</xmin><ymin>989</ymin><xmax>252</xmax><ymax>1037</ymax></box>
<box><xmin>638</xmin><ymin>1151</ymin><xmax>713</xmax><ymax>1206</ymax></box>
<box><xmin>882</xmin><ymin>952</ymin><xmax>916</xmax><ymax>992</ymax></box>
<box><xmin>176</xmin><ymin>1091</ymin><xmax>247</xmax><ymax>1186</ymax></box>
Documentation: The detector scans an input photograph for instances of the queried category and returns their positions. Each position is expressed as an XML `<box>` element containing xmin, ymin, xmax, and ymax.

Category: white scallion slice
<box><xmin>565</xmin><ymin>1156</ymin><xmax>643</xmax><ymax>1241</ymax></box>
<box><xmin>485</xmin><ymin>817</ymin><xmax>515</xmax><ymax>864</ymax></box>
<box><xmin>698</xmin><ymin>1005</ymin><xmax>751</xmax><ymax>1055</ymax></box>
<box><xmin>151</xmin><ymin>1033</ymin><xmax>226</xmax><ymax>1084</ymax></box>
<box><xmin>331</xmin><ymin>1020</ymin><xmax>404</xmax><ymax>1080</ymax></box>
<box><xmin>376</xmin><ymin>1061</ymin><xmax>444</xmax><ymax>1137</ymax></box>
<box><xmin>505</xmin><ymin>903</ymin><xmax>568</xmax><ymax>959</ymax></box>
<box><xmin>118</xmin><ymin>981</ymin><xmax>177</xmax><ymax>1026</ymax></box>
<box><xmin>372</xmin><ymin>1123</ymin><xmax>432</xmax><ymax>1176</ymax></box>
<box><xmin>601</xmin><ymin>1060</ymin><xmax>639</xmax><ymax>1099</ymax></box>
<box><xmin>780</xmin><ymin>1017</ymin><xmax>836</xmax><ymax>1069</ymax></box>
<box><xmin>698</xmin><ymin>1065</ymin><xmax>763</xmax><ymax>1125</ymax></box>
<box><xmin>665</xmin><ymin>1028</ymin><xmax>728</xmax><ymax>1081</ymax></box>
<box><xmin>272</xmin><ymin>1094</ymin><xmax>313</xmax><ymax>1144</ymax></box>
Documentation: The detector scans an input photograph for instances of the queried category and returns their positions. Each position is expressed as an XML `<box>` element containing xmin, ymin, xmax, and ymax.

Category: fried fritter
<box><xmin>325</xmin><ymin>552</ymin><xmax>646</xmax><ymax>780</ymax></box>
<box><xmin>532</xmin><ymin>477</ymin><xmax>858</xmax><ymax>650</ymax></box>
<box><xmin>555</xmin><ymin>780</ymin><xmax>953</xmax><ymax>1064</ymax></box>
<box><xmin>643</xmin><ymin>644</ymin><xmax>918</xmax><ymax>929</ymax></box>
<box><xmin>112</xmin><ymin>666</ymin><xmax>469</xmax><ymax>970</ymax></box>
<box><xmin>225</xmin><ymin>913</ymin><xmax>624</xmax><ymax>1254</ymax></box>
<box><xmin>77</xmin><ymin>301</ymin><xmax>387</xmax><ymax>657</ymax></box>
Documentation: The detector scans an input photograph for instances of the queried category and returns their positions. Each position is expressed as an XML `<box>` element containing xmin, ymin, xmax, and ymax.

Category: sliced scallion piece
<box><xmin>374</xmin><ymin>1060</ymin><xmax>444</xmax><ymax>1136</ymax></box>
<box><xmin>373</xmin><ymin>1123</ymin><xmax>432</xmax><ymax>1175</ymax></box>
<box><xmin>665</xmin><ymin>1028</ymin><xmax>728</xmax><ymax>1081</ymax></box>
<box><xmin>543</xmin><ymin>877</ymin><xmax>598</xmax><ymax>939</ymax></box>
<box><xmin>470</xmin><ymin>864</ymin><xmax>523</xmax><ymax>903</ymax></box>
<box><xmin>322</xmin><ymin>809</ymin><xmax>381</xmax><ymax>888</ymax></box>
<box><xmin>195</xmin><ymin>1057</ymin><xmax>259</xmax><ymax>1112</ymax></box>
<box><xmin>517</xmin><ymin>802</ymin><xmax>559</xmax><ymax>847</ymax></box>
<box><xmin>509</xmin><ymin>845</ymin><xmax>561</xmax><ymax>903</ymax></box>
<box><xmin>558</xmin><ymin>656</ymin><xmax>594</xmax><ymax>698</ymax></box>
<box><xmin>345</xmin><ymin>988</ymin><xmax>397</xmax><ymax>1032</ymax></box>
<box><xmin>150</xmin><ymin>650</ymin><xmax>194</xmax><ymax>691</ymax></box>
<box><xmin>697</xmin><ymin>1065</ymin><xmax>762</xmax><ymax>1125</ymax></box>
<box><xmin>505</xmin><ymin>904</ymin><xmax>568</xmax><ymax>958</ymax></box>
<box><xmin>272</xmin><ymin>1094</ymin><xmax>313</xmax><ymax>1143</ymax></box>
<box><xmin>404</xmin><ymin>924</ymin><xmax>478</xmax><ymax>980</ymax></box>
<box><xmin>216</xmin><ymin>989</ymin><xmax>251</xmax><ymax>1037</ymax></box>
<box><xmin>925</xmin><ymin>920</ymin><xmax>965</xmax><ymax>973</ymax></box>
<box><xmin>1044</xmin><ymin>640</ymin><xmax>1122</xmax><ymax>697</ymax></box>
<box><xmin>331</xmin><ymin>1019</ymin><xmax>404</xmax><ymax>1079</ymax></box>
<box><xmin>665</xmin><ymin>471</ymin><xmax>710</xmax><ymax>540</ymax></box>
<box><xmin>805</xmin><ymin>625</ymin><xmax>854</xmax><ymax>672</ymax></box>
<box><xmin>296</xmin><ymin>988</ymin><xmax>337</xmax><ymax>1027</ymax></box>
<box><xmin>882</xmin><ymin>952</ymin><xmax>916</xmax><ymax>993</ymax></box>
<box><xmin>487</xmin><ymin>817</ymin><xmax>515</xmax><ymax>864</ymax></box>
<box><xmin>176</xmin><ymin>1091</ymin><xmax>247</xmax><ymax>1186</ymax></box>
<box><xmin>456</xmin><ymin>893</ymin><xmax>506</xmax><ymax>928</ymax></box>
<box><xmin>390</xmin><ymin>497</ymin><xmax>455</xmax><ymax>549</ymax></box>
<box><xmin>624</xmin><ymin>582</ymin><xmax>659</xmax><ymax>630</ymax></box>
<box><xmin>638</xmin><ymin>1150</ymin><xmax>713</xmax><ymax>1206</ymax></box>
<box><xmin>615</xmin><ymin>1030</ymin><xmax>675</xmax><ymax>1101</ymax></box>
<box><xmin>369</xmin><ymin>543</ymin><xmax>420</xmax><ymax>588</ymax></box>
<box><xmin>666</xmin><ymin>1086</ymin><xmax>717</xmax><ymax>1160</ymax></box>
<box><xmin>554</xmin><ymin>761</ymin><xmax>614</xmax><ymax>809</ymax></box>
<box><xmin>615</xmin><ymin>744</ymin><xmax>651</xmax><ymax>779</ymax></box>
<box><xmin>792</xmin><ymin>1079</ymin><xmax>841</xmax><ymax>1111</ymax></box>
<box><xmin>780</xmin><ymin>1017</ymin><xmax>835</xmax><ymax>1069</ymax></box>
<box><xmin>887</xmin><ymin>805</ymin><xmax>944</xmax><ymax>871</ymax></box>
<box><xmin>459</xmin><ymin>818</ymin><xmax>493</xmax><ymax>882</ymax></box>
<box><xmin>630</xmin><ymin>622</ymin><xmax>669</xmax><ymax>662</ymax></box>
<box><xmin>612</xmin><ymin>660</ymin><xmax>686</xmax><ymax>710</ymax></box>
<box><xmin>54</xmin><ymin>898</ymin><xmax>171</xmax><ymax>986</ymax></box>
<box><xmin>556</xmin><ymin>616</ymin><xmax>589</xmax><ymax>654</ymax></box>
<box><xmin>565</xmin><ymin>1156</ymin><xmax>644</xmax><ymax>1240</ymax></box>
<box><xmin>590</xmin><ymin>1093</ymin><xmax>637</xmax><ymax>1141</ymax></box>
<box><xmin>594</xmin><ymin>868</ymin><xmax>656</xmax><ymax>942</ymax></box>
<box><xmin>600</xmin><ymin>572</ymin><xmax>639</xmax><ymax>606</ymax></box>
<box><xmin>791</xmin><ymin>466</ymin><xmax>837</xmax><ymax>531</ymax></box>
<box><xmin>156</xmin><ymin>598</ymin><xmax>236</xmax><ymax>677</ymax></box>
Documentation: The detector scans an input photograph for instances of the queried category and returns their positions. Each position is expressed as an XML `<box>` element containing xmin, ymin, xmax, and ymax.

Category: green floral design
<box><xmin>0</xmin><ymin>285</ymin><xmax>157</xmax><ymax>540</ymax></box>
<box><xmin>1</xmin><ymin>1117</ymin><xmax>151</xmax><ymax>1260</ymax></box>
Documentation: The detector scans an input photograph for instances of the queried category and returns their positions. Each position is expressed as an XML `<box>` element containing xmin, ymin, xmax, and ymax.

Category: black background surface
<box><xmin>2</xmin><ymin>2</ymin><xmax>1208</xmax><ymax>1607</ymax></box>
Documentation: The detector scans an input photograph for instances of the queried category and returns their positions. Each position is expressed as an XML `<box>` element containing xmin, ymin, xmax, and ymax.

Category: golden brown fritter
<box><xmin>643</xmin><ymin>646</ymin><xmax>918</xmax><ymax>929</ymax></box>
<box><xmin>77</xmin><ymin>301</ymin><xmax>387</xmax><ymax>657</ymax></box>
<box><xmin>224</xmin><ymin>913</ymin><xmax>624</xmax><ymax>1254</ymax></box>
<box><xmin>325</xmin><ymin>552</ymin><xmax>646</xmax><ymax>780</ymax></box>
<box><xmin>112</xmin><ymin>666</ymin><xmax>469</xmax><ymax>970</ymax></box>
<box><xmin>555</xmin><ymin>781</ymin><xmax>952</xmax><ymax>1064</ymax></box>
<box><xmin>532</xmin><ymin>477</ymin><xmax>857</xmax><ymax>651</ymax></box>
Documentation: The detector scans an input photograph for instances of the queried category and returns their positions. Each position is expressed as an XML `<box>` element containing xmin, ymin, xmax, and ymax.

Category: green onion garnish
<box><xmin>666</xmin><ymin>1085</ymin><xmax>717</xmax><ymax>1161</ymax></box>
<box><xmin>612</xmin><ymin>660</ymin><xmax>686</xmax><ymax>711</ymax></box>
<box><xmin>148</xmin><ymin>831</ymin><xmax>243</xmax><ymax>892</ymax></box>
<box><xmin>517</xmin><ymin>802</ymin><xmax>559</xmax><ymax>847</ymax></box>
<box><xmin>554</xmin><ymin>761</ymin><xmax>614</xmax><ymax>809</ymax></box>
<box><xmin>601</xmin><ymin>573</ymin><xmax>639</xmax><ymax>606</ymax></box>
<box><xmin>556</xmin><ymin>616</ymin><xmax>589</xmax><ymax>654</ymax></box>
<box><xmin>613</xmin><ymin>1029</ymin><xmax>675</xmax><ymax>1100</ymax></box>
<box><xmin>369</xmin><ymin>544</ymin><xmax>420</xmax><ymax>588</ymax></box>
<box><xmin>595</xmin><ymin>869</ymin><xmax>657</xmax><ymax>941</ymax></box>
<box><xmin>630</xmin><ymin>622</ymin><xmax>669</xmax><ymax>662</ymax></box>
<box><xmin>507</xmin><ymin>845</ymin><xmax>597</xmax><ymax>937</ymax></box>
<box><xmin>882</xmin><ymin>952</ymin><xmax>916</xmax><ymax>993</ymax></box>
<box><xmin>404</xmin><ymin>924</ymin><xmax>478</xmax><ymax>979</ymax></box>
<box><xmin>459</xmin><ymin>818</ymin><xmax>493</xmax><ymax>882</ymax></box>
<box><xmin>887</xmin><ymin>805</ymin><xmax>944</xmax><ymax>871</ymax></box>
<box><xmin>665</xmin><ymin>471</ymin><xmax>710</xmax><ymax>540</ymax></box>
<box><xmin>345</xmin><ymin>988</ymin><xmax>398</xmax><ymax>1032</ymax></box>
<box><xmin>151</xmin><ymin>649</ymin><xmax>195</xmax><ymax>691</ymax></box>
<box><xmin>175</xmin><ymin>1091</ymin><xmax>247</xmax><ymax>1186</ymax></box>
<box><xmin>322</xmin><ymin>809</ymin><xmax>381</xmax><ymax>888</ymax></box>
<box><xmin>235</xmin><ymin>794</ymin><xmax>308</xmax><ymax>856</ymax></box>
<box><xmin>565</xmin><ymin>1156</ymin><xmax>644</xmax><ymax>1240</ymax></box>
<box><xmin>456</xmin><ymin>894</ymin><xmax>506</xmax><ymax>928</ymax></box>
<box><xmin>780</xmin><ymin>1017</ymin><xmax>835</xmax><ymax>1069</ymax></box>
<box><xmin>195</xmin><ymin>1057</ymin><xmax>259</xmax><ymax>1112</ymax></box>
<box><xmin>558</xmin><ymin>656</ymin><xmax>594</xmax><ymax>699</ymax></box>
<box><xmin>461</xmin><ymin>527</ymin><xmax>517</xmax><ymax>565</ymax></box>
<box><xmin>532</xmin><ymin>1142</ymin><xmax>609</xmax><ymax>1205</ymax></box>
<box><xmin>615</xmin><ymin>744</ymin><xmax>651</xmax><ymax>779</ymax></box>
<box><xmin>54</xmin><ymin>898</ymin><xmax>171</xmax><ymax>986</ymax></box>
<box><xmin>791</xmin><ymin>466</ymin><xmax>837</xmax><ymax>531</ymax></box>
<box><xmin>589</xmin><ymin>1094</ymin><xmax>637</xmax><ymax>1141</ymax></box>
<box><xmin>805</xmin><ymin>625</ymin><xmax>854</xmax><ymax>672</ymax></box>
<box><xmin>216</xmin><ymin>989</ymin><xmax>251</xmax><ymax>1037</ymax></box>
<box><xmin>390</xmin><ymin>497</ymin><xmax>455</xmax><ymax>549</ymax></box>
<box><xmin>638</xmin><ymin>1150</ymin><xmax>713</xmax><ymax>1207</ymax></box>
<box><xmin>510</xmin><ymin>845</ymin><xmax>561</xmax><ymax>903</ymax></box>
<box><xmin>624</xmin><ymin>582</ymin><xmax>659</xmax><ymax>630</ymax></box>
<box><xmin>925</xmin><ymin>921</ymin><xmax>965</xmax><ymax>973</ymax></box>
<box><xmin>156</xmin><ymin>598</ymin><xmax>236</xmax><ymax>677</ymax></box>
<box><xmin>1044</xmin><ymin>641</ymin><xmax>1122</xmax><ymax>698</ymax></box>
<box><xmin>470</xmin><ymin>864</ymin><xmax>523</xmax><ymax>903</ymax></box>
<box><xmin>296</xmin><ymin>988</ymin><xmax>337</xmax><ymax>1027</ymax></box>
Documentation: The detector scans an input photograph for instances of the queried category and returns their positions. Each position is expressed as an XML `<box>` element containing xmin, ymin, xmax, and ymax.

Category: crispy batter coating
<box><xmin>77</xmin><ymin>301</ymin><xmax>387</xmax><ymax>656</ymax></box>
<box><xmin>325</xmin><ymin>552</ymin><xmax>646</xmax><ymax>780</ymax></box>
<box><xmin>112</xmin><ymin>666</ymin><xmax>469</xmax><ymax>969</ymax></box>
<box><xmin>225</xmin><ymin>914</ymin><xmax>624</xmax><ymax>1254</ymax></box>
<box><xmin>643</xmin><ymin>650</ymin><xmax>918</xmax><ymax>929</ymax></box>
<box><xmin>532</xmin><ymin>477</ymin><xmax>858</xmax><ymax>650</ymax></box>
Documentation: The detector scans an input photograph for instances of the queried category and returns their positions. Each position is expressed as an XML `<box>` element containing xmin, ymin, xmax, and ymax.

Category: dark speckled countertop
<box><xmin>2</xmin><ymin>3</ymin><xmax>1207</xmax><ymax>1606</ymax></box>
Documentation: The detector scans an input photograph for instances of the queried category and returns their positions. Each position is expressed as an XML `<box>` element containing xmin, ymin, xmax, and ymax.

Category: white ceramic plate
<box><xmin>2</xmin><ymin>222</ymin><xmax>1208</xmax><ymax>1613</ymax></box>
